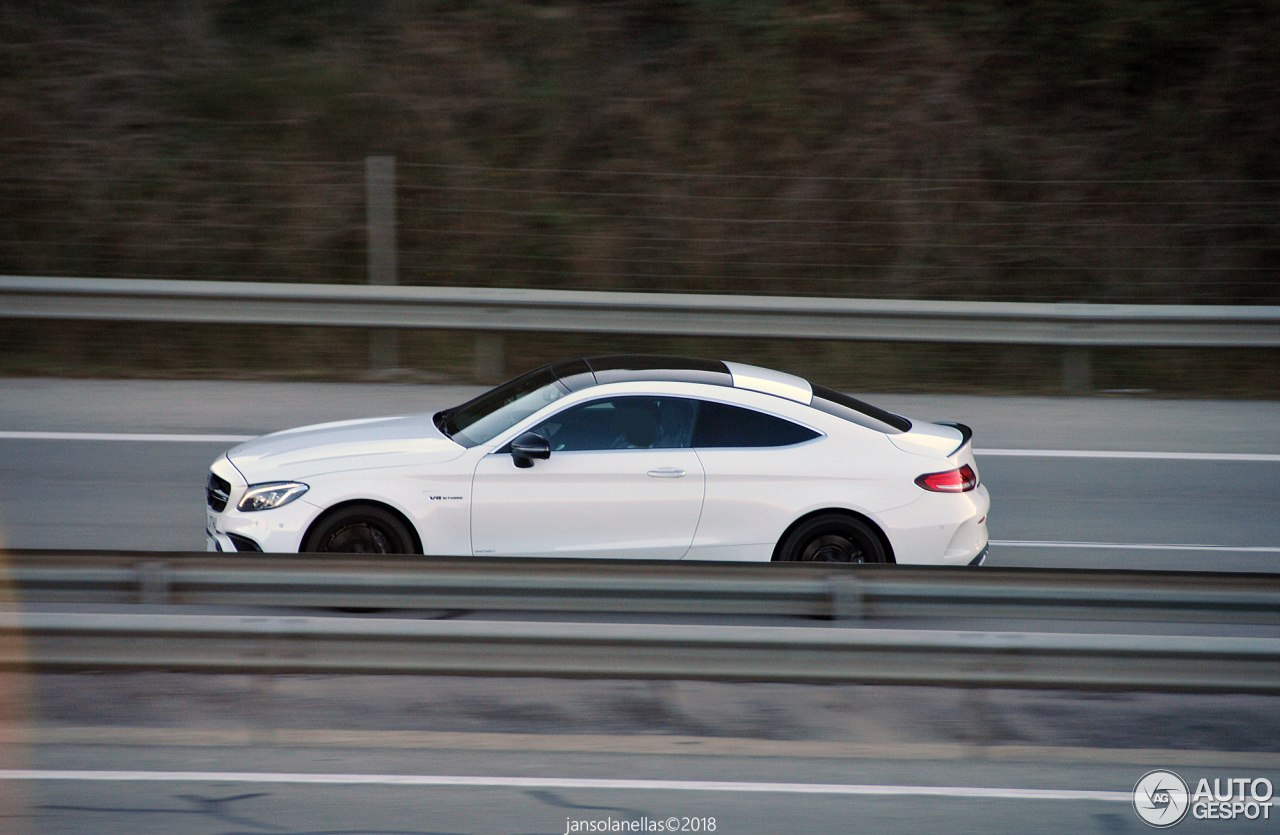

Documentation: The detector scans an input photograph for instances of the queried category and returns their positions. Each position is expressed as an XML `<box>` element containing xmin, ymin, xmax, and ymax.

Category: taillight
<box><xmin>915</xmin><ymin>463</ymin><xmax>978</xmax><ymax>493</ymax></box>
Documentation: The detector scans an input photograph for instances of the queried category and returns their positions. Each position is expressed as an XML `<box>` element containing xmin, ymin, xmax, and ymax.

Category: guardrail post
<box><xmin>828</xmin><ymin>574</ymin><xmax>865</xmax><ymax>621</ymax></box>
<box><xmin>1062</xmin><ymin>347</ymin><xmax>1092</xmax><ymax>393</ymax></box>
<box><xmin>474</xmin><ymin>332</ymin><xmax>504</xmax><ymax>382</ymax></box>
<box><xmin>137</xmin><ymin>562</ymin><xmax>171</xmax><ymax>605</ymax></box>
<box><xmin>366</xmin><ymin>155</ymin><xmax>399</xmax><ymax>373</ymax></box>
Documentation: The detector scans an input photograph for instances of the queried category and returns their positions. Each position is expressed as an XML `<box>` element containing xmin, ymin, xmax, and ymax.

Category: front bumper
<box><xmin>206</xmin><ymin>455</ymin><xmax>317</xmax><ymax>553</ymax></box>
<box><xmin>207</xmin><ymin>497</ymin><xmax>318</xmax><ymax>553</ymax></box>
<box><xmin>206</xmin><ymin>528</ymin><xmax>264</xmax><ymax>552</ymax></box>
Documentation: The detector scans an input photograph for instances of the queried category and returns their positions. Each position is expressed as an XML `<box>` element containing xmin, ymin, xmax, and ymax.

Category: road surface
<box><xmin>1</xmin><ymin>379</ymin><xmax>1277</xmax><ymax>571</ymax></box>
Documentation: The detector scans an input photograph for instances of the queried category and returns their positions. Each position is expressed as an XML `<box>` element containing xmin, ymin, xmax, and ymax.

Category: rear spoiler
<box><xmin>934</xmin><ymin>421</ymin><xmax>973</xmax><ymax>457</ymax></box>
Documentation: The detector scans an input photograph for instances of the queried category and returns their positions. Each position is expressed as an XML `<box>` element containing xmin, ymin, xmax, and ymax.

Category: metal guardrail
<box><xmin>2</xmin><ymin>610</ymin><xmax>1278</xmax><ymax>693</ymax></box>
<box><xmin>4</xmin><ymin>275</ymin><xmax>1280</xmax><ymax>387</ymax></box>
<box><xmin>6</xmin><ymin>551</ymin><xmax>1280</xmax><ymax>624</ymax></box>
<box><xmin>7</xmin><ymin>553</ymin><xmax>1280</xmax><ymax>690</ymax></box>
<box><xmin>4</xmin><ymin>275</ymin><xmax>1279</xmax><ymax>347</ymax></box>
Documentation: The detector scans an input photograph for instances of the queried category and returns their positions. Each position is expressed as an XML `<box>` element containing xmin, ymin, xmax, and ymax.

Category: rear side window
<box><xmin>692</xmin><ymin>401</ymin><xmax>819</xmax><ymax>448</ymax></box>
<box><xmin>810</xmin><ymin>384</ymin><xmax>911</xmax><ymax>434</ymax></box>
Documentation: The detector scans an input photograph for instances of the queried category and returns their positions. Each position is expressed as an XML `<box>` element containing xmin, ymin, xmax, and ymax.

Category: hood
<box><xmin>227</xmin><ymin>413</ymin><xmax>466</xmax><ymax>480</ymax></box>
<box><xmin>887</xmin><ymin>421</ymin><xmax>967</xmax><ymax>459</ymax></box>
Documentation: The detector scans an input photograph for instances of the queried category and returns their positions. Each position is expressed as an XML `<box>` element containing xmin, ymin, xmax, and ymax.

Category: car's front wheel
<box><xmin>777</xmin><ymin>514</ymin><xmax>887</xmax><ymax>563</ymax></box>
<box><xmin>302</xmin><ymin>504</ymin><xmax>417</xmax><ymax>554</ymax></box>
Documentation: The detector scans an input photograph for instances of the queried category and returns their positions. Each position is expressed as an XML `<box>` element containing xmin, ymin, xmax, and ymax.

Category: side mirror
<box><xmin>511</xmin><ymin>432</ymin><xmax>551</xmax><ymax>468</ymax></box>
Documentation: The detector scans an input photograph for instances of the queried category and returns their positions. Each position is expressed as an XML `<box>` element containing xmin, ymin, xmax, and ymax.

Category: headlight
<box><xmin>237</xmin><ymin>482</ymin><xmax>309</xmax><ymax>512</ymax></box>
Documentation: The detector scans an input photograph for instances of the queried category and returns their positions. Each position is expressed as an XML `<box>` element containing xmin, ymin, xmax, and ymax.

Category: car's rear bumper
<box><xmin>880</xmin><ymin>483</ymin><xmax>990</xmax><ymax>566</ymax></box>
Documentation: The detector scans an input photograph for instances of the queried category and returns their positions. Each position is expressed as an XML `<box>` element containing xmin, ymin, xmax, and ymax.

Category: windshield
<box><xmin>440</xmin><ymin>366</ymin><xmax>570</xmax><ymax>448</ymax></box>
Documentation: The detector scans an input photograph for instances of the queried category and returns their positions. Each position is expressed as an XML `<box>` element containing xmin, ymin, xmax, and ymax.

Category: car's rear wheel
<box><xmin>303</xmin><ymin>505</ymin><xmax>416</xmax><ymax>554</ymax></box>
<box><xmin>778</xmin><ymin>514</ymin><xmax>886</xmax><ymax>564</ymax></box>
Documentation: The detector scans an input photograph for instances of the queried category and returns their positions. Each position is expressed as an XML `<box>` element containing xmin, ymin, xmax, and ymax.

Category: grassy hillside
<box><xmin>3</xmin><ymin>0</ymin><xmax>1277</xmax><ymax>300</ymax></box>
<box><xmin>1</xmin><ymin>1</ymin><xmax>1277</xmax><ymax>390</ymax></box>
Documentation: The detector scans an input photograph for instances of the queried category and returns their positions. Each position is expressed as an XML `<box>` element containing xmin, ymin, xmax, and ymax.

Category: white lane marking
<box><xmin>0</xmin><ymin>431</ymin><xmax>256</xmax><ymax>443</ymax></box>
<box><xmin>992</xmin><ymin>540</ymin><xmax>1280</xmax><ymax>553</ymax></box>
<box><xmin>0</xmin><ymin>770</ymin><xmax>1129</xmax><ymax>802</ymax></box>
<box><xmin>977</xmin><ymin>448</ymin><xmax>1280</xmax><ymax>462</ymax></box>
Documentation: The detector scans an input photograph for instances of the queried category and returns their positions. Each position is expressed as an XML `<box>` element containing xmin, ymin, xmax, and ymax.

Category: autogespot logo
<box><xmin>1134</xmin><ymin>770</ymin><xmax>1191</xmax><ymax>828</ymax></box>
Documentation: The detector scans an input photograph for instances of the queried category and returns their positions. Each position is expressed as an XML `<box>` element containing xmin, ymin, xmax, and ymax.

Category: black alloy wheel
<box><xmin>303</xmin><ymin>504</ymin><xmax>416</xmax><ymax>554</ymax></box>
<box><xmin>778</xmin><ymin>514</ymin><xmax>887</xmax><ymax>564</ymax></box>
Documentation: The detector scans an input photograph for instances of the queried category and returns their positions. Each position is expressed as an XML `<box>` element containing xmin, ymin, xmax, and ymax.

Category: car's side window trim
<box><xmin>691</xmin><ymin>434</ymin><xmax>826</xmax><ymax>450</ymax></box>
<box><xmin>691</xmin><ymin>434</ymin><xmax>826</xmax><ymax>451</ymax></box>
<box><xmin>485</xmin><ymin>393</ymin><xmax>827</xmax><ymax>452</ymax></box>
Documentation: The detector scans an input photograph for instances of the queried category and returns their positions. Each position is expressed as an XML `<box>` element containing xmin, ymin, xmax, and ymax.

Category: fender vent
<box><xmin>227</xmin><ymin>533</ymin><xmax>262</xmax><ymax>552</ymax></box>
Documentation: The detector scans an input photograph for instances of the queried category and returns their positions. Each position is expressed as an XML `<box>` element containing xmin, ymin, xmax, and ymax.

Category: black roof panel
<box><xmin>585</xmin><ymin>355</ymin><xmax>733</xmax><ymax>387</ymax></box>
<box><xmin>549</xmin><ymin>358</ymin><xmax>595</xmax><ymax>392</ymax></box>
<box><xmin>551</xmin><ymin>355</ymin><xmax>733</xmax><ymax>390</ymax></box>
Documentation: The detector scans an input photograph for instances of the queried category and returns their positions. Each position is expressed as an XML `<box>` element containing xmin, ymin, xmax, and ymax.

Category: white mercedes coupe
<box><xmin>206</xmin><ymin>356</ymin><xmax>989</xmax><ymax>565</ymax></box>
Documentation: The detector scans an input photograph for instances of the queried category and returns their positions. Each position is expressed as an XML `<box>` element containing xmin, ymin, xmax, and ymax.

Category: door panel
<box><xmin>470</xmin><ymin>449</ymin><xmax>705</xmax><ymax>559</ymax></box>
<box><xmin>688</xmin><ymin>447</ymin><xmax>813</xmax><ymax>554</ymax></box>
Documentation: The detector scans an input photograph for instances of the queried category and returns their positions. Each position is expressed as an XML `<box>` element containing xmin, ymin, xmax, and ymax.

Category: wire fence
<box><xmin>2</xmin><ymin>150</ymin><xmax>1277</xmax><ymax>305</ymax></box>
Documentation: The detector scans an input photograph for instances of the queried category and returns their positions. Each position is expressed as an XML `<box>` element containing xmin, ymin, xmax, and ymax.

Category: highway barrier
<box><xmin>4</xmin><ymin>275</ymin><xmax>1279</xmax><ymax>388</ymax></box>
<box><xmin>5</xmin><ymin>550</ymin><xmax>1280</xmax><ymax>623</ymax></box>
<box><xmin>1</xmin><ymin>610</ymin><xmax>1277</xmax><ymax>693</ymax></box>
<box><xmin>6</xmin><ymin>553</ymin><xmax>1280</xmax><ymax>691</ymax></box>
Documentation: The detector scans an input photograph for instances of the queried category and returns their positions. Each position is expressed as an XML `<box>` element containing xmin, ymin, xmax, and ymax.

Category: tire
<box><xmin>777</xmin><ymin>514</ymin><xmax>887</xmax><ymax>564</ymax></box>
<box><xmin>302</xmin><ymin>504</ymin><xmax>417</xmax><ymax>555</ymax></box>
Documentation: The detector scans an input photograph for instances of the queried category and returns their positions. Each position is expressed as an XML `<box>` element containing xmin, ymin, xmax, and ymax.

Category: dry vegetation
<box><xmin>1</xmin><ymin>1</ymin><xmax>1278</xmax><ymax>390</ymax></box>
<box><xmin>3</xmin><ymin>0</ymin><xmax>1278</xmax><ymax>301</ymax></box>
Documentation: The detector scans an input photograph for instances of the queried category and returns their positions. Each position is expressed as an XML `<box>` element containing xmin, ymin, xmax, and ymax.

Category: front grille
<box><xmin>207</xmin><ymin>472</ymin><xmax>230</xmax><ymax>512</ymax></box>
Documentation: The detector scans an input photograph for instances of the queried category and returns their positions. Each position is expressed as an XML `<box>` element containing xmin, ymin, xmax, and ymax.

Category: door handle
<box><xmin>647</xmin><ymin>468</ymin><xmax>686</xmax><ymax>478</ymax></box>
